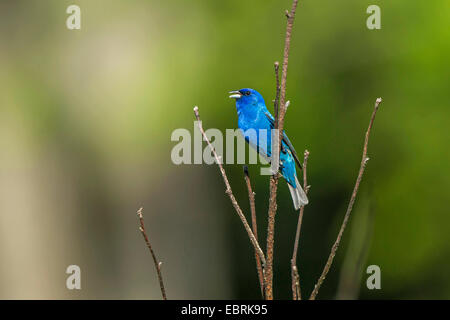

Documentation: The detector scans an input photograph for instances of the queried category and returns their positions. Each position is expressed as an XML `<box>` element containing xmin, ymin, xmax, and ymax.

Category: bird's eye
<box><xmin>245</xmin><ymin>91</ymin><xmax>251</xmax><ymax>96</ymax></box>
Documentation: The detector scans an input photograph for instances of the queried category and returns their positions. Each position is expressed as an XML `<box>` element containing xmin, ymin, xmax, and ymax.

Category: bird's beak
<box><xmin>229</xmin><ymin>90</ymin><xmax>242</xmax><ymax>99</ymax></box>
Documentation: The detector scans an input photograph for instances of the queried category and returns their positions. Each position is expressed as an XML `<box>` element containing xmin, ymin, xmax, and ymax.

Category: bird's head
<box><xmin>229</xmin><ymin>88</ymin><xmax>265</xmax><ymax>107</ymax></box>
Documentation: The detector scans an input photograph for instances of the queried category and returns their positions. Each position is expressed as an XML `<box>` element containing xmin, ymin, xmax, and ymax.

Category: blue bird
<box><xmin>229</xmin><ymin>88</ymin><xmax>308</xmax><ymax>210</ymax></box>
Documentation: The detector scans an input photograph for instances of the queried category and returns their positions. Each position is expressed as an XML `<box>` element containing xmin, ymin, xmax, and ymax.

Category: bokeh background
<box><xmin>0</xmin><ymin>0</ymin><xmax>449</xmax><ymax>299</ymax></box>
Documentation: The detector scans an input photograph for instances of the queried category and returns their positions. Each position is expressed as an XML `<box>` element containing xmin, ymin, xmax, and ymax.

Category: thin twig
<box><xmin>309</xmin><ymin>97</ymin><xmax>382</xmax><ymax>300</ymax></box>
<box><xmin>193</xmin><ymin>106</ymin><xmax>266</xmax><ymax>267</ymax></box>
<box><xmin>291</xmin><ymin>149</ymin><xmax>310</xmax><ymax>300</ymax></box>
<box><xmin>273</xmin><ymin>61</ymin><xmax>281</xmax><ymax>121</ymax></box>
<box><xmin>243</xmin><ymin>165</ymin><xmax>265</xmax><ymax>298</ymax></box>
<box><xmin>265</xmin><ymin>0</ymin><xmax>300</xmax><ymax>300</ymax></box>
<box><xmin>137</xmin><ymin>207</ymin><xmax>167</xmax><ymax>300</ymax></box>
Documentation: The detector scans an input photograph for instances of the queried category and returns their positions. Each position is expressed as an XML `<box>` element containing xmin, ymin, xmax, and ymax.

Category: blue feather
<box><xmin>230</xmin><ymin>88</ymin><xmax>308</xmax><ymax>210</ymax></box>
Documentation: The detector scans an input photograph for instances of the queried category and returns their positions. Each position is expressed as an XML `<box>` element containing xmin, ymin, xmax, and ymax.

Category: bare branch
<box><xmin>273</xmin><ymin>61</ymin><xmax>281</xmax><ymax>120</ymax></box>
<box><xmin>137</xmin><ymin>207</ymin><xmax>167</xmax><ymax>300</ymax></box>
<box><xmin>309</xmin><ymin>97</ymin><xmax>382</xmax><ymax>300</ymax></box>
<box><xmin>265</xmin><ymin>0</ymin><xmax>300</xmax><ymax>300</ymax></box>
<box><xmin>193</xmin><ymin>106</ymin><xmax>266</xmax><ymax>267</ymax></box>
<box><xmin>291</xmin><ymin>149</ymin><xmax>310</xmax><ymax>300</ymax></box>
<box><xmin>243</xmin><ymin>165</ymin><xmax>265</xmax><ymax>298</ymax></box>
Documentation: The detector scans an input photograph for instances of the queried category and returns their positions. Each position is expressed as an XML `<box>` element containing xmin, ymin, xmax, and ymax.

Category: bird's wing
<box><xmin>264</xmin><ymin>112</ymin><xmax>303</xmax><ymax>170</ymax></box>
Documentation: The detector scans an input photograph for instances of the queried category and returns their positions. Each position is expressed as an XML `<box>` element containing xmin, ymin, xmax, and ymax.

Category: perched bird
<box><xmin>229</xmin><ymin>88</ymin><xmax>308</xmax><ymax>210</ymax></box>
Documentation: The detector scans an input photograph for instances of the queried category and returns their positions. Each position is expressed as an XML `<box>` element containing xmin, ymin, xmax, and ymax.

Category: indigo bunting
<box><xmin>229</xmin><ymin>88</ymin><xmax>308</xmax><ymax>210</ymax></box>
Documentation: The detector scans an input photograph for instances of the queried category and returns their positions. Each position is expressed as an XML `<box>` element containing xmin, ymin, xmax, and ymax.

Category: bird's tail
<box><xmin>288</xmin><ymin>175</ymin><xmax>309</xmax><ymax>211</ymax></box>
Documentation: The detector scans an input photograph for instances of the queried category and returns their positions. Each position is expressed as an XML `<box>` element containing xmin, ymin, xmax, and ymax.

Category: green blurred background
<box><xmin>0</xmin><ymin>0</ymin><xmax>449</xmax><ymax>299</ymax></box>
